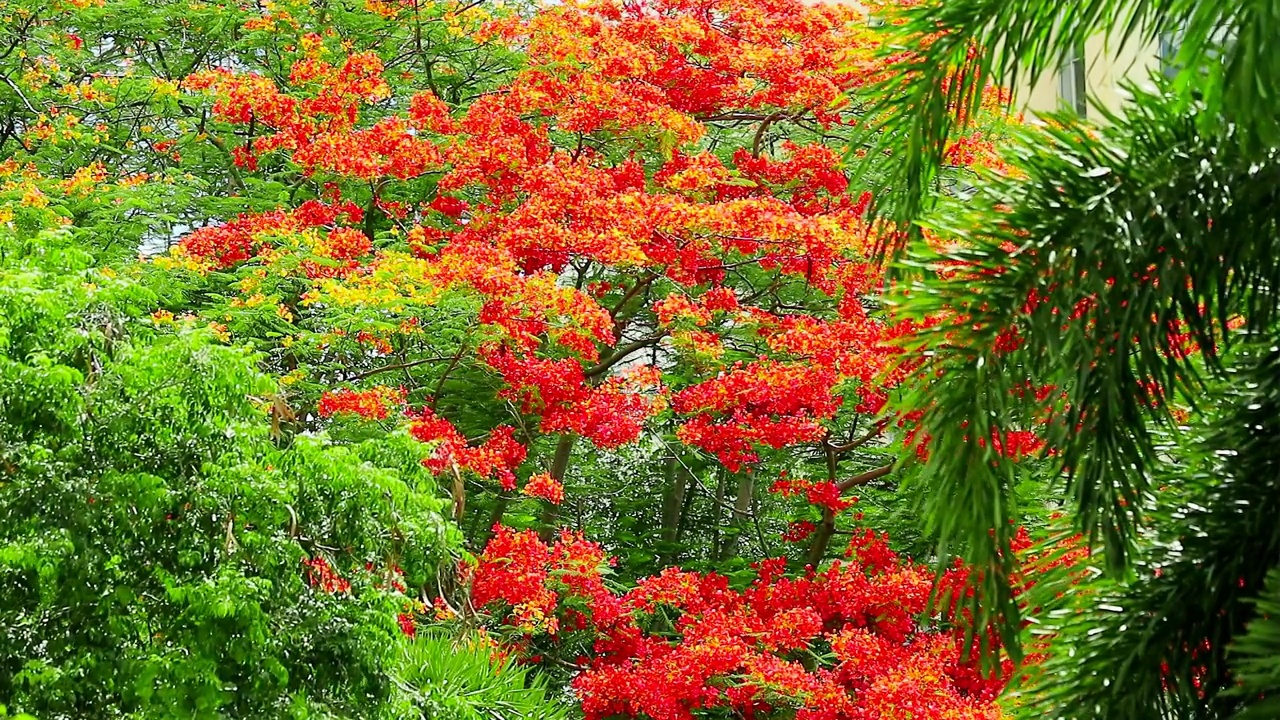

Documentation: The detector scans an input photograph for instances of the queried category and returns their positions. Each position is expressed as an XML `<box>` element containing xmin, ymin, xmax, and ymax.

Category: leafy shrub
<box><xmin>0</xmin><ymin>233</ymin><xmax>456</xmax><ymax>718</ymax></box>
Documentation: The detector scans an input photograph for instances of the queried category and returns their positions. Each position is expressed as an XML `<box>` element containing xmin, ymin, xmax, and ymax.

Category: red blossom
<box><xmin>407</xmin><ymin>410</ymin><xmax>527</xmax><ymax>490</ymax></box>
<box><xmin>398</xmin><ymin>612</ymin><xmax>416</xmax><ymax>637</ymax></box>
<box><xmin>318</xmin><ymin>386</ymin><xmax>406</xmax><ymax>420</ymax></box>
<box><xmin>460</xmin><ymin>524</ymin><xmax>1057</xmax><ymax>720</ymax></box>
<box><xmin>781</xmin><ymin>520</ymin><xmax>818</xmax><ymax>543</ymax></box>
<box><xmin>303</xmin><ymin>556</ymin><xmax>351</xmax><ymax>594</ymax></box>
<box><xmin>523</xmin><ymin>473</ymin><xmax>566</xmax><ymax>504</ymax></box>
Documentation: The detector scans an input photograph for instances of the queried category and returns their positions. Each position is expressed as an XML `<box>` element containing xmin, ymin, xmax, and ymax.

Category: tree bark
<box><xmin>658</xmin><ymin>455</ymin><xmax>688</xmax><ymax>565</ymax></box>
<box><xmin>807</xmin><ymin>461</ymin><xmax>895</xmax><ymax>566</ymax></box>
<box><xmin>709</xmin><ymin>471</ymin><xmax>728</xmax><ymax>562</ymax></box>
<box><xmin>838</xmin><ymin>462</ymin><xmax>893</xmax><ymax>492</ymax></box>
<box><xmin>719</xmin><ymin>473</ymin><xmax>755</xmax><ymax>561</ymax></box>
<box><xmin>806</xmin><ymin>447</ymin><xmax>840</xmax><ymax>567</ymax></box>
<box><xmin>537</xmin><ymin>434</ymin><xmax>576</xmax><ymax>541</ymax></box>
<box><xmin>670</xmin><ymin>469</ymin><xmax>697</xmax><ymax>566</ymax></box>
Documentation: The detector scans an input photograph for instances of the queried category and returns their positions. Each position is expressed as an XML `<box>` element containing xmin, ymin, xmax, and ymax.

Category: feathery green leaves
<box><xmin>1009</xmin><ymin>345</ymin><xmax>1280</xmax><ymax>719</ymax></box>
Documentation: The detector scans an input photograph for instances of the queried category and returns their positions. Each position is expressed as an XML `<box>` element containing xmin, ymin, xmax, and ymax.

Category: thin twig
<box><xmin>0</xmin><ymin>74</ymin><xmax>40</xmax><ymax>115</ymax></box>
<box><xmin>348</xmin><ymin>355</ymin><xmax>454</xmax><ymax>381</ymax></box>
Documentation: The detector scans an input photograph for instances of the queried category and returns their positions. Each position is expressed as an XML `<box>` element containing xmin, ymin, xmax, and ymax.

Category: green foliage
<box><xmin>1229</xmin><ymin>568</ymin><xmax>1280</xmax><ymax>719</ymax></box>
<box><xmin>387</xmin><ymin>634</ymin><xmax>571</xmax><ymax>720</ymax></box>
<box><xmin>860</xmin><ymin>0</ymin><xmax>1280</xmax><ymax>237</ymax></box>
<box><xmin>1010</xmin><ymin>344</ymin><xmax>1280</xmax><ymax>718</ymax></box>
<box><xmin>0</xmin><ymin>0</ymin><xmax>1052</xmax><ymax>712</ymax></box>
<box><xmin>880</xmin><ymin>83</ymin><xmax>1280</xmax><ymax>671</ymax></box>
<box><xmin>0</xmin><ymin>0</ymin><xmax>526</xmax><ymax>258</ymax></box>
<box><xmin>0</xmin><ymin>221</ymin><xmax>460</xmax><ymax>717</ymax></box>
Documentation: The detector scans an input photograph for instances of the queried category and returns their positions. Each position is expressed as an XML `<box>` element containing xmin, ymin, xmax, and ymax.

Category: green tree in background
<box><xmin>0</xmin><ymin>220</ymin><xmax>561</xmax><ymax>717</ymax></box>
<box><xmin>864</xmin><ymin>0</ymin><xmax>1280</xmax><ymax>717</ymax></box>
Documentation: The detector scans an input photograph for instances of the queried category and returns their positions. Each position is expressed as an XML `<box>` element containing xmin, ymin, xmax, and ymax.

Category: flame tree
<box><xmin>0</xmin><ymin>0</ymin><xmax>1042</xmax><ymax>716</ymax></box>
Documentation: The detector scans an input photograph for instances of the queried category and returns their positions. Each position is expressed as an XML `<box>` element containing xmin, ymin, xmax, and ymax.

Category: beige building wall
<box><xmin>1012</xmin><ymin>32</ymin><xmax>1164</xmax><ymax>121</ymax></box>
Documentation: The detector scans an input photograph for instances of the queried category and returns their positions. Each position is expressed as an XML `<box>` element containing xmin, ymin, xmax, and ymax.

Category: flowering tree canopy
<box><xmin>0</xmin><ymin>0</ymin><xmax>1046</xmax><ymax>716</ymax></box>
<box><xmin>142</xmin><ymin>0</ymin><xmax>1020</xmax><ymax>565</ymax></box>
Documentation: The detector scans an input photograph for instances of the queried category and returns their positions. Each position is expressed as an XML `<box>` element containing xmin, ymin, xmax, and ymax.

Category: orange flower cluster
<box><xmin>175</xmin><ymin>199</ymin><xmax>363</xmax><ymax>270</ymax></box>
<box><xmin>186</xmin><ymin>52</ymin><xmax>446</xmax><ymax>179</ymax></box>
<box><xmin>945</xmin><ymin>131</ymin><xmax>1013</xmax><ymax>175</ymax></box>
<box><xmin>522</xmin><ymin>473</ymin><xmax>566</xmax><ymax>505</ymax></box>
<box><xmin>159</xmin><ymin>0</ymin><xmax>1020</xmax><ymax>497</ymax></box>
<box><xmin>479</xmin><ymin>0</ymin><xmax>870</xmax><ymax>135</ymax></box>
<box><xmin>652</xmin><ymin>287</ymin><xmax>740</xmax><ymax>330</ymax></box>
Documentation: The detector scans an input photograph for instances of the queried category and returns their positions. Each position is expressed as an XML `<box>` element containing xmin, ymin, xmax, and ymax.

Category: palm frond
<box><xmin>891</xmin><ymin>87</ymin><xmax>1280</xmax><ymax>661</ymax></box>
<box><xmin>1229</xmin><ymin>568</ymin><xmax>1280</xmax><ymax>719</ymax></box>
<box><xmin>1008</xmin><ymin>344</ymin><xmax>1280</xmax><ymax>719</ymax></box>
<box><xmin>857</xmin><ymin>0</ymin><xmax>1279</xmax><ymax>247</ymax></box>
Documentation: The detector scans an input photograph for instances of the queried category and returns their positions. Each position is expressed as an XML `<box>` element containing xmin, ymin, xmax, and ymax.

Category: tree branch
<box><xmin>609</xmin><ymin>271</ymin><xmax>659</xmax><ymax>321</ymax></box>
<box><xmin>430</xmin><ymin>340</ymin><xmax>471</xmax><ymax>408</ymax></box>
<box><xmin>751</xmin><ymin>111</ymin><xmax>787</xmax><ymax>157</ymax></box>
<box><xmin>0</xmin><ymin>74</ymin><xmax>40</xmax><ymax>115</ymax></box>
<box><xmin>837</xmin><ymin>463</ymin><xmax>894</xmax><ymax>492</ymax></box>
<box><xmin>583</xmin><ymin>331</ymin><xmax>668</xmax><ymax>378</ymax></box>
<box><xmin>826</xmin><ymin>419</ymin><xmax>890</xmax><ymax>454</ymax></box>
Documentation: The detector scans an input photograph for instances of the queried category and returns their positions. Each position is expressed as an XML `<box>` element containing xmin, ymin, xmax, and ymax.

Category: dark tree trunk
<box><xmin>659</xmin><ymin>455</ymin><xmax>688</xmax><ymax>565</ymax></box>
<box><xmin>537</xmin><ymin>434</ymin><xmax>576</xmax><ymax>542</ymax></box>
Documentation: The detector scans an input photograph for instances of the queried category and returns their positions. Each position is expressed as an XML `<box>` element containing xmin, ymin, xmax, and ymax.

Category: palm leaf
<box><xmin>856</xmin><ymin>0</ymin><xmax>1280</xmax><ymax>248</ymax></box>
<box><xmin>890</xmin><ymin>86</ymin><xmax>1280</xmax><ymax>663</ymax></box>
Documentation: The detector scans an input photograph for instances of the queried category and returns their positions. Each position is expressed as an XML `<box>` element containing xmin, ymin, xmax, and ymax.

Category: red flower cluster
<box><xmin>780</xmin><ymin>519</ymin><xmax>818</xmax><ymax>543</ymax></box>
<box><xmin>184</xmin><ymin>52</ymin><xmax>430</xmax><ymax>178</ymax></box>
<box><xmin>398</xmin><ymin>612</ymin><xmax>416</xmax><ymax>637</ymax></box>
<box><xmin>315</xmin><ymin>227</ymin><xmax>372</xmax><ymax>261</ymax></box>
<box><xmin>407</xmin><ymin>409</ymin><xmax>527</xmax><ymax>491</ymax></box>
<box><xmin>937</xmin><ymin>526</ymin><xmax>1090</xmax><ymax>685</ymax></box>
<box><xmin>162</xmin><ymin>0</ymin><xmax>1022</xmax><ymax>485</ymax></box>
<box><xmin>466</xmin><ymin>526</ymin><xmax>1016</xmax><ymax>720</ymax></box>
<box><xmin>673</xmin><ymin>361</ymin><xmax>839</xmax><ymax>471</ymax></box>
<box><xmin>317</xmin><ymin>386</ymin><xmax>406</xmax><ymax>420</ymax></box>
<box><xmin>770</xmin><ymin>477</ymin><xmax>855</xmax><ymax>514</ymax></box>
<box><xmin>522</xmin><ymin>473</ymin><xmax>565</xmax><ymax>505</ymax></box>
<box><xmin>484</xmin><ymin>347</ymin><xmax>665</xmax><ymax>449</ymax></box>
<box><xmin>988</xmin><ymin>429</ymin><xmax>1047</xmax><ymax>459</ymax></box>
<box><xmin>176</xmin><ymin>199</ymin><xmax>363</xmax><ymax>269</ymax></box>
<box><xmin>730</xmin><ymin>143</ymin><xmax>862</xmax><ymax>216</ymax></box>
<box><xmin>303</xmin><ymin>556</ymin><xmax>351</xmax><ymax>594</ymax></box>
<box><xmin>469</xmin><ymin>525</ymin><xmax>621</xmax><ymax>635</ymax></box>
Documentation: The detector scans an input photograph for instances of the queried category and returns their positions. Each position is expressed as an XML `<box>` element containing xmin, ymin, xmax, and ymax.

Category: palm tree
<box><xmin>859</xmin><ymin>1</ymin><xmax>1280</xmax><ymax>717</ymax></box>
